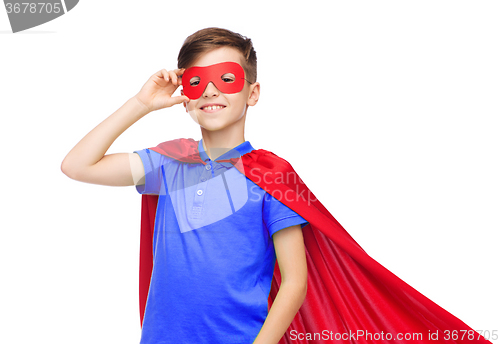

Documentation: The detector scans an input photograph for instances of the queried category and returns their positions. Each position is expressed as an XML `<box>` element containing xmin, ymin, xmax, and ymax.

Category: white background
<box><xmin>1</xmin><ymin>1</ymin><xmax>499</xmax><ymax>343</ymax></box>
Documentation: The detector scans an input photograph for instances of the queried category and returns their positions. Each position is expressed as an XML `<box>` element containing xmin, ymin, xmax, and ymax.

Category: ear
<box><xmin>247</xmin><ymin>82</ymin><xmax>260</xmax><ymax>107</ymax></box>
<box><xmin>181</xmin><ymin>89</ymin><xmax>188</xmax><ymax>112</ymax></box>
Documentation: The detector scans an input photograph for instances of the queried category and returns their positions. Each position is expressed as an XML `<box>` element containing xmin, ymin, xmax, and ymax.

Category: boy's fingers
<box><xmin>159</xmin><ymin>69</ymin><xmax>169</xmax><ymax>82</ymax></box>
<box><xmin>176</xmin><ymin>68</ymin><xmax>185</xmax><ymax>85</ymax></box>
<box><xmin>170</xmin><ymin>68</ymin><xmax>186</xmax><ymax>84</ymax></box>
<box><xmin>153</xmin><ymin>68</ymin><xmax>184</xmax><ymax>85</ymax></box>
<box><xmin>169</xmin><ymin>95</ymin><xmax>189</xmax><ymax>106</ymax></box>
<box><xmin>168</xmin><ymin>70</ymin><xmax>178</xmax><ymax>85</ymax></box>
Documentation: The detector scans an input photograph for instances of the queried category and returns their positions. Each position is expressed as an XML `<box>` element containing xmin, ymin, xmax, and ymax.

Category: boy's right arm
<box><xmin>61</xmin><ymin>68</ymin><xmax>189</xmax><ymax>186</ymax></box>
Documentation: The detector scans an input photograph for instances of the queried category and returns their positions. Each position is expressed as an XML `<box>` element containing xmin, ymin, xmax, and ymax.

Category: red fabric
<box><xmin>138</xmin><ymin>138</ymin><xmax>491</xmax><ymax>343</ymax></box>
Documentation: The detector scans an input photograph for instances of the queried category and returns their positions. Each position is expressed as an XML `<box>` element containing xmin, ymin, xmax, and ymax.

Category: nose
<box><xmin>203</xmin><ymin>81</ymin><xmax>220</xmax><ymax>98</ymax></box>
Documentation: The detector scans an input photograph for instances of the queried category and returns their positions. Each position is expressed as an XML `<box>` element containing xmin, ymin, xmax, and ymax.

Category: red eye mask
<box><xmin>181</xmin><ymin>62</ymin><xmax>246</xmax><ymax>99</ymax></box>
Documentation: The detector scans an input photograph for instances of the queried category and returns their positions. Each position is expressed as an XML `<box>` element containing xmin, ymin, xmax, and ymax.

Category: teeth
<box><xmin>204</xmin><ymin>105</ymin><xmax>224</xmax><ymax>110</ymax></box>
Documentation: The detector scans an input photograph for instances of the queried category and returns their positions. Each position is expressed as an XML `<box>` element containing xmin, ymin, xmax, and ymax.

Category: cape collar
<box><xmin>150</xmin><ymin>138</ymin><xmax>256</xmax><ymax>167</ymax></box>
<box><xmin>198</xmin><ymin>138</ymin><xmax>255</xmax><ymax>163</ymax></box>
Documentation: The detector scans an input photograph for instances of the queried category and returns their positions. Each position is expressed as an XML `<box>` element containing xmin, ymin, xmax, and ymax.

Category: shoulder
<box><xmin>242</xmin><ymin>148</ymin><xmax>296</xmax><ymax>175</ymax></box>
<box><xmin>241</xmin><ymin>148</ymin><xmax>307</xmax><ymax>191</ymax></box>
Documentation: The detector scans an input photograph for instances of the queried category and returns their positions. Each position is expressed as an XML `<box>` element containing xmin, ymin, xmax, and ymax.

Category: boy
<box><xmin>61</xmin><ymin>27</ymin><xmax>308</xmax><ymax>344</ymax></box>
<box><xmin>62</xmin><ymin>28</ymin><xmax>491</xmax><ymax>344</ymax></box>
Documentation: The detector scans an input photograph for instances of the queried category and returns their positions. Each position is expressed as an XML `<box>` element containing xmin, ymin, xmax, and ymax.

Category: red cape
<box><xmin>138</xmin><ymin>138</ymin><xmax>490</xmax><ymax>344</ymax></box>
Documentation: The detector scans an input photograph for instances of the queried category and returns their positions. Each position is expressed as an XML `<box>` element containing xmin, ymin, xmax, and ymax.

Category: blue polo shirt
<box><xmin>134</xmin><ymin>139</ymin><xmax>308</xmax><ymax>344</ymax></box>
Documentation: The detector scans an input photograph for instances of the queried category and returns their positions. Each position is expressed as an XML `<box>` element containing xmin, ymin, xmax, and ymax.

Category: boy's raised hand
<box><xmin>134</xmin><ymin>68</ymin><xmax>190</xmax><ymax>113</ymax></box>
<box><xmin>62</xmin><ymin>68</ymin><xmax>192</xmax><ymax>187</ymax></box>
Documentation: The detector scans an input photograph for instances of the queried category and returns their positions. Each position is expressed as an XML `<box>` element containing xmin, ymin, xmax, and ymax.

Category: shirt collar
<box><xmin>198</xmin><ymin>138</ymin><xmax>255</xmax><ymax>162</ymax></box>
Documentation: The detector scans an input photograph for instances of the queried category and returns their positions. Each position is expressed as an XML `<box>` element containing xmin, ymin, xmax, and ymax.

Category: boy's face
<box><xmin>181</xmin><ymin>47</ymin><xmax>259</xmax><ymax>132</ymax></box>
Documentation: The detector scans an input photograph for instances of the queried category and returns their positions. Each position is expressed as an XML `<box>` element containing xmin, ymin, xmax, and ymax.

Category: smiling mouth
<box><xmin>201</xmin><ymin>105</ymin><xmax>226</xmax><ymax>113</ymax></box>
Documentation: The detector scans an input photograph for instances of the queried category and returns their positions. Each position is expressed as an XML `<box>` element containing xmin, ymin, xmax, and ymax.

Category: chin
<box><xmin>192</xmin><ymin>110</ymin><xmax>246</xmax><ymax>132</ymax></box>
<box><xmin>199</xmin><ymin>122</ymin><xmax>229</xmax><ymax>132</ymax></box>
<box><xmin>197</xmin><ymin>117</ymin><xmax>233</xmax><ymax>131</ymax></box>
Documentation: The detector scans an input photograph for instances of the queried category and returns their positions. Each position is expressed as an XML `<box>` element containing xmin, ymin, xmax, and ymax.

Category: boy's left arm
<box><xmin>253</xmin><ymin>224</ymin><xmax>308</xmax><ymax>344</ymax></box>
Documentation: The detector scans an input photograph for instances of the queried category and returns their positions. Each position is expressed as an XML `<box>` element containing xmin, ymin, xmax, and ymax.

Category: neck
<box><xmin>200</xmin><ymin>127</ymin><xmax>245</xmax><ymax>161</ymax></box>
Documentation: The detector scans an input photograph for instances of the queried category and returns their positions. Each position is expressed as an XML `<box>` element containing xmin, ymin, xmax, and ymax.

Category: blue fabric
<box><xmin>134</xmin><ymin>139</ymin><xmax>308</xmax><ymax>344</ymax></box>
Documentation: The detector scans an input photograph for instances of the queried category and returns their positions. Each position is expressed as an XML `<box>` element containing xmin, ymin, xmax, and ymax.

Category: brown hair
<box><xmin>177</xmin><ymin>27</ymin><xmax>257</xmax><ymax>83</ymax></box>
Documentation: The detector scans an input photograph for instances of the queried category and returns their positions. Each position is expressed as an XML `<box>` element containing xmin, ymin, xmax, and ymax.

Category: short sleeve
<box><xmin>133</xmin><ymin>149</ymin><xmax>166</xmax><ymax>195</ymax></box>
<box><xmin>263</xmin><ymin>192</ymin><xmax>309</xmax><ymax>237</ymax></box>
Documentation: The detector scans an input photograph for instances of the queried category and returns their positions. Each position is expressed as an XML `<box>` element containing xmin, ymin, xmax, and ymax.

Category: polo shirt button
<box><xmin>205</xmin><ymin>164</ymin><xmax>211</xmax><ymax>170</ymax></box>
<box><xmin>196</xmin><ymin>190</ymin><xmax>203</xmax><ymax>196</ymax></box>
<box><xmin>201</xmin><ymin>177</ymin><xmax>207</xmax><ymax>182</ymax></box>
